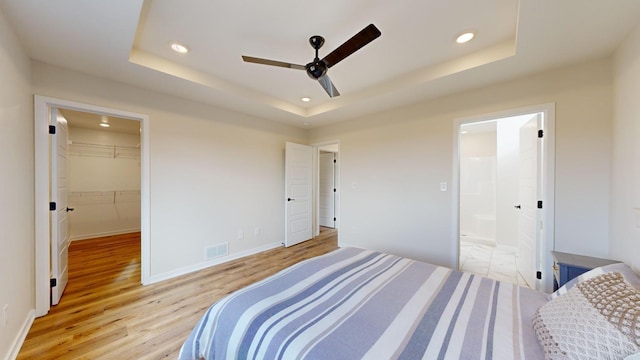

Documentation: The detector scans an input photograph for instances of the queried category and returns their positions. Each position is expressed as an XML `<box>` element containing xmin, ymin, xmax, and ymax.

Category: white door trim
<box><xmin>452</xmin><ymin>103</ymin><xmax>556</xmax><ymax>292</ymax></box>
<box><xmin>34</xmin><ymin>95</ymin><xmax>150</xmax><ymax>317</ymax></box>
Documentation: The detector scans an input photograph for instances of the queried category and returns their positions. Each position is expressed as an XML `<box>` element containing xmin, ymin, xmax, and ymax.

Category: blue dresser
<box><xmin>551</xmin><ymin>251</ymin><xmax>619</xmax><ymax>291</ymax></box>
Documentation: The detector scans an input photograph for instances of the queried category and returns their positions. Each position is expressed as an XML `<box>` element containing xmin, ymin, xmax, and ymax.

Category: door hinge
<box><xmin>49</xmin><ymin>202</ymin><xmax>56</xmax><ymax>211</ymax></box>
<box><xmin>538</xmin><ymin>129</ymin><xmax>543</xmax><ymax>138</ymax></box>
<box><xmin>50</xmin><ymin>278</ymin><xmax>57</xmax><ymax>287</ymax></box>
<box><xmin>49</xmin><ymin>125</ymin><xmax>56</xmax><ymax>134</ymax></box>
<box><xmin>537</xmin><ymin>200</ymin><xmax>543</xmax><ymax>209</ymax></box>
<box><xmin>536</xmin><ymin>271</ymin><xmax>542</xmax><ymax>280</ymax></box>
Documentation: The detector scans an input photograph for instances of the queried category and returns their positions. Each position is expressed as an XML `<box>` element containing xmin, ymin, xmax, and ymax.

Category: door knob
<box><xmin>66</xmin><ymin>207</ymin><xmax>75</xmax><ymax>212</ymax></box>
<box><xmin>514</xmin><ymin>205</ymin><xmax>521</xmax><ymax>209</ymax></box>
<box><xmin>287</xmin><ymin>198</ymin><xmax>295</xmax><ymax>202</ymax></box>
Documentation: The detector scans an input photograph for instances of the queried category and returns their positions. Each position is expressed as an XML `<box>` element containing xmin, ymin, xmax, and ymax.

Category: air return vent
<box><xmin>205</xmin><ymin>242</ymin><xmax>229</xmax><ymax>260</ymax></box>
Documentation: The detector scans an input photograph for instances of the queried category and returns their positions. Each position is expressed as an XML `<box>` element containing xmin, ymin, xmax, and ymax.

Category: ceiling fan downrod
<box><xmin>306</xmin><ymin>35</ymin><xmax>327</xmax><ymax>79</ymax></box>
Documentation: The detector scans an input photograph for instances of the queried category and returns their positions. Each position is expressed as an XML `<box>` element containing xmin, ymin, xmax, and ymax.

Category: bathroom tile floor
<box><xmin>459</xmin><ymin>239</ymin><xmax>531</xmax><ymax>288</ymax></box>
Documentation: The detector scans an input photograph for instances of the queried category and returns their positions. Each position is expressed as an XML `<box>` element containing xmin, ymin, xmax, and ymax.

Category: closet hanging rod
<box><xmin>69</xmin><ymin>141</ymin><xmax>140</xmax><ymax>150</ymax></box>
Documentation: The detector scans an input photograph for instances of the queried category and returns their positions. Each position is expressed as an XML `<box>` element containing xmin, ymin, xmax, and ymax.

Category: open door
<box><xmin>50</xmin><ymin>108</ymin><xmax>70</xmax><ymax>305</ymax></box>
<box><xmin>284</xmin><ymin>142</ymin><xmax>313</xmax><ymax>247</ymax></box>
<box><xmin>319</xmin><ymin>152</ymin><xmax>336</xmax><ymax>228</ymax></box>
<box><xmin>516</xmin><ymin>114</ymin><xmax>542</xmax><ymax>289</ymax></box>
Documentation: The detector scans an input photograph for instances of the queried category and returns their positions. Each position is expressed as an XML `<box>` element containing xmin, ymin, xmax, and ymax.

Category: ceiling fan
<box><xmin>242</xmin><ymin>24</ymin><xmax>381</xmax><ymax>98</ymax></box>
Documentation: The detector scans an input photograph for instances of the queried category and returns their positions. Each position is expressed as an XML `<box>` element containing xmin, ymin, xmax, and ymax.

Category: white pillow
<box><xmin>534</xmin><ymin>272</ymin><xmax>640</xmax><ymax>359</ymax></box>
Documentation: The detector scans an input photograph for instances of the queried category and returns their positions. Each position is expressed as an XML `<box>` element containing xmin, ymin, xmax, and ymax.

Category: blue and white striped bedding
<box><xmin>179</xmin><ymin>247</ymin><xmax>546</xmax><ymax>360</ymax></box>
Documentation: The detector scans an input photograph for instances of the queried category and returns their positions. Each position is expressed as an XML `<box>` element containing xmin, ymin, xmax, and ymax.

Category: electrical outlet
<box><xmin>237</xmin><ymin>230</ymin><xmax>244</xmax><ymax>240</ymax></box>
<box><xmin>3</xmin><ymin>304</ymin><xmax>7</xmax><ymax>327</ymax></box>
<box><xmin>254</xmin><ymin>227</ymin><xmax>261</xmax><ymax>236</ymax></box>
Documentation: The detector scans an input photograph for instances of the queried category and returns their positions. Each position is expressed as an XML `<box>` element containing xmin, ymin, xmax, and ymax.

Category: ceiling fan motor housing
<box><xmin>306</xmin><ymin>60</ymin><xmax>327</xmax><ymax>79</ymax></box>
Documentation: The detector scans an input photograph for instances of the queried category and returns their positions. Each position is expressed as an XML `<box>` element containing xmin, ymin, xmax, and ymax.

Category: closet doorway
<box><xmin>34</xmin><ymin>96</ymin><xmax>149</xmax><ymax>316</ymax></box>
<box><xmin>62</xmin><ymin>109</ymin><xmax>142</xmax><ymax>243</ymax></box>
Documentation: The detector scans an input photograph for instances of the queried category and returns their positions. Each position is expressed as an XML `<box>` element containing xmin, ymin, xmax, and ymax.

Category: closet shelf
<box><xmin>69</xmin><ymin>141</ymin><xmax>140</xmax><ymax>159</ymax></box>
<box><xmin>69</xmin><ymin>190</ymin><xmax>140</xmax><ymax>205</ymax></box>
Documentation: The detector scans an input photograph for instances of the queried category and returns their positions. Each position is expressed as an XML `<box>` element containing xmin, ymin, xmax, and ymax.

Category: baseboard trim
<box><xmin>144</xmin><ymin>241</ymin><xmax>283</xmax><ymax>285</ymax></box>
<box><xmin>5</xmin><ymin>309</ymin><xmax>34</xmax><ymax>360</ymax></box>
<box><xmin>70</xmin><ymin>228</ymin><xmax>141</xmax><ymax>242</ymax></box>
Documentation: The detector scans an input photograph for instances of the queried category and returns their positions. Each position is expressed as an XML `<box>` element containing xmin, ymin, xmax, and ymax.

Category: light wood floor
<box><xmin>18</xmin><ymin>229</ymin><xmax>338</xmax><ymax>359</ymax></box>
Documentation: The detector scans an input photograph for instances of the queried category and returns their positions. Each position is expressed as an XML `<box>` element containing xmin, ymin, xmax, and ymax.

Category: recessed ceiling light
<box><xmin>456</xmin><ymin>32</ymin><xmax>475</xmax><ymax>44</ymax></box>
<box><xmin>170</xmin><ymin>42</ymin><xmax>189</xmax><ymax>54</ymax></box>
<box><xmin>303</xmin><ymin>122</ymin><xmax>310</xmax><ymax>126</ymax></box>
<box><xmin>301</xmin><ymin>97</ymin><xmax>311</xmax><ymax>102</ymax></box>
<box><xmin>99</xmin><ymin>123</ymin><xmax>110</xmax><ymax>128</ymax></box>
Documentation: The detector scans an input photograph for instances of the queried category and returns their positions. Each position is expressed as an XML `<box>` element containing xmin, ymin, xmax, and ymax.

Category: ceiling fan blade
<box><xmin>321</xmin><ymin>24</ymin><xmax>381</xmax><ymax>68</ymax></box>
<box><xmin>318</xmin><ymin>75</ymin><xmax>340</xmax><ymax>97</ymax></box>
<box><xmin>242</xmin><ymin>56</ymin><xmax>305</xmax><ymax>70</ymax></box>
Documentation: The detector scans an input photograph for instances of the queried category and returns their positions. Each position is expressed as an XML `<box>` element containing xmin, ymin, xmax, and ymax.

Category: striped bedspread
<box><xmin>179</xmin><ymin>247</ymin><xmax>546</xmax><ymax>360</ymax></box>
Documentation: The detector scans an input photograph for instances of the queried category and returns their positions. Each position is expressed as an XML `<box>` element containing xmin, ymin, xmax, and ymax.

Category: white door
<box><xmin>319</xmin><ymin>152</ymin><xmax>336</xmax><ymax>228</ymax></box>
<box><xmin>50</xmin><ymin>108</ymin><xmax>70</xmax><ymax>305</ymax></box>
<box><xmin>284</xmin><ymin>142</ymin><xmax>313</xmax><ymax>247</ymax></box>
<box><xmin>516</xmin><ymin>114</ymin><xmax>542</xmax><ymax>289</ymax></box>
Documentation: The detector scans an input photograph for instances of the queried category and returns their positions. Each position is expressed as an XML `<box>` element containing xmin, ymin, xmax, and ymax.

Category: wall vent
<box><xmin>205</xmin><ymin>242</ymin><xmax>229</xmax><ymax>260</ymax></box>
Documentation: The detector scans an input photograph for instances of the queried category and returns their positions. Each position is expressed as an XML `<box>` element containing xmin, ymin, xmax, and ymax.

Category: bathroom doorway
<box><xmin>457</xmin><ymin>110</ymin><xmax>553</xmax><ymax>290</ymax></box>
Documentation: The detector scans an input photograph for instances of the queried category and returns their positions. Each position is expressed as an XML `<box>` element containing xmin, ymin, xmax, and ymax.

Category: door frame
<box><xmin>312</xmin><ymin>140</ymin><xmax>340</xmax><ymax>238</ymax></box>
<box><xmin>34</xmin><ymin>95</ymin><xmax>150</xmax><ymax>316</ymax></box>
<box><xmin>452</xmin><ymin>103</ymin><xmax>556</xmax><ymax>292</ymax></box>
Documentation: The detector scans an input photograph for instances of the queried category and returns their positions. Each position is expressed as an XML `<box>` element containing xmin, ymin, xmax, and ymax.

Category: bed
<box><xmin>179</xmin><ymin>247</ymin><xmax>640</xmax><ymax>360</ymax></box>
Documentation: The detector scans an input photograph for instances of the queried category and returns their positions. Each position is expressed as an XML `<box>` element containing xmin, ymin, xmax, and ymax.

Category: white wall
<box><xmin>0</xmin><ymin>6</ymin><xmax>34</xmax><ymax>359</ymax></box>
<box><xmin>611</xmin><ymin>23</ymin><xmax>640</xmax><ymax>270</ymax></box>
<box><xmin>459</xmin><ymin>129</ymin><xmax>496</xmax><ymax>243</ymax></box>
<box><xmin>310</xmin><ymin>58</ymin><xmax>612</xmax><ymax>267</ymax></box>
<box><xmin>68</xmin><ymin>126</ymin><xmax>141</xmax><ymax>240</ymax></box>
<box><xmin>31</xmin><ymin>61</ymin><xmax>308</xmax><ymax>280</ymax></box>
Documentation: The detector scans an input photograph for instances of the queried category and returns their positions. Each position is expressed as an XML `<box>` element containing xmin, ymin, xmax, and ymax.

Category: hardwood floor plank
<box><xmin>17</xmin><ymin>229</ymin><xmax>338</xmax><ymax>359</ymax></box>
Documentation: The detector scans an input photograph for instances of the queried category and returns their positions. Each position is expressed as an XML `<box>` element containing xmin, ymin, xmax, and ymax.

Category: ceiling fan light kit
<box><xmin>242</xmin><ymin>24</ymin><xmax>381</xmax><ymax>98</ymax></box>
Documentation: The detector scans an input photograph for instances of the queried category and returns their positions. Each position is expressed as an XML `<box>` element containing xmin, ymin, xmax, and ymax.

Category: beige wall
<box><xmin>611</xmin><ymin>23</ymin><xmax>640</xmax><ymax>270</ymax></box>
<box><xmin>310</xmin><ymin>59</ymin><xmax>613</xmax><ymax>267</ymax></box>
<box><xmin>31</xmin><ymin>62</ymin><xmax>308</xmax><ymax>280</ymax></box>
<box><xmin>0</xmin><ymin>6</ymin><xmax>34</xmax><ymax>359</ymax></box>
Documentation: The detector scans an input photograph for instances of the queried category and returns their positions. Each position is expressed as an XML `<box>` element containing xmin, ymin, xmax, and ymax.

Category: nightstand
<box><xmin>551</xmin><ymin>251</ymin><xmax>620</xmax><ymax>291</ymax></box>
